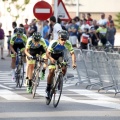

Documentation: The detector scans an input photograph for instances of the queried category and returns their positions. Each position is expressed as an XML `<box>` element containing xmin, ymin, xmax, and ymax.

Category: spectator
<box><xmin>80</xmin><ymin>27</ymin><xmax>92</xmax><ymax>49</ymax></box>
<box><xmin>12</xmin><ymin>21</ymin><xmax>17</xmax><ymax>34</ymax></box>
<box><xmin>19</xmin><ymin>23</ymin><xmax>26</xmax><ymax>34</ymax></box>
<box><xmin>82</xmin><ymin>13</ymin><xmax>87</xmax><ymax>21</ymax></box>
<box><xmin>50</xmin><ymin>16</ymin><xmax>62</xmax><ymax>40</ymax></box>
<box><xmin>96</xmin><ymin>23</ymin><xmax>107</xmax><ymax>45</ymax></box>
<box><xmin>74</xmin><ymin>16</ymin><xmax>80</xmax><ymax>26</ymax></box>
<box><xmin>91</xmin><ymin>20</ymin><xmax>99</xmax><ymax>30</ymax></box>
<box><xmin>24</xmin><ymin>18</ymin><xmax>29</xmax><ymax>33</ymax></box>
<box><xmin>6</xmin><ymin>31</ymin><xmax>12</xmax><ymax>57</ymax></box>
<box><xmin>89</xmin><ymin>27</ymin><xmax>98</xmax><ymax>46</ymax></box>
<box><xmin>107</xmin><ymin>15</ymin><xmax>114</xmax><ymax>27</ymax></box>
<box><xmin>43</xmin><ymin>20</ymin><xmax>49</xmax><ymax>40</ymax></box>
<box><xmin>97</xmin><ymin>13</ymin><xmax>107</xmax><ymax>26</ymax></box>
<box><xmin>58</xmin><ymin>17</ymin><xmax>67</xmax><ymax>31</ymax></box>
<box><xmin>86</xmin><ymin>13</ymin><xmax>93</xmax><ymax>25</ymax></box>
<box><xmin>106</xmin><ymin>20</ymin><xmax>116</xmax><ymax>46</ymax></box>
<box><xmin>27</xmin><ymin>19</ymin><xmax>37</xmax><ymax>37</ymax></box>
<box><xmin>0</xmin><ymin>22</ymin><xmax>5</xmax><ymax>59</ymax></box>
<box><xmin>68</xmin><ymin>18</ymin><xmax>78</xmax><ymax>47</ymax></box>
<box><xmin>80</xmin><ymin>19</ymin><xmax>90</xmax><ymax>32</ymax></box>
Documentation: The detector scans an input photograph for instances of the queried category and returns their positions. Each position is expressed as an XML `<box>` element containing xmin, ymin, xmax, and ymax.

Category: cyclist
<box><xmin>46</xmin><ymin>30</ymin><xmax>76</xmax><ymax>98</ymax></box>
<box><xmin>10</xmin><ymin>28</ymin><xmax>27</xmax><ymax>81</ymax></box>
<box><xmin>25</xmin><ymin>32</ymin><xmax>48</xmax><ymax>93</ymax></box>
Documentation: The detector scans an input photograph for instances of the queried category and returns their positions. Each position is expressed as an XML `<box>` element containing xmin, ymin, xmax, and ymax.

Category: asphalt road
<box><xmin>0</xmin><ymin>50</ymin><xmax>120</xmax><ymax>120</ymax></box>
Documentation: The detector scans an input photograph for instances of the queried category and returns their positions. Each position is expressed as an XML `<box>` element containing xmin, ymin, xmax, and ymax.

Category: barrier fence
<box><xmin>66</xmin><ymin>48</ymin><xmax>120</xmax><ymax>96</ymax></box>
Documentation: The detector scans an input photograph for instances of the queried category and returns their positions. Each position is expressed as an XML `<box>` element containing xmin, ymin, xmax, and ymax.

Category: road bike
<box><xmin>46</xmin><ymin>59</ymin><xmax>68</xmax><ymax>108</ymax></box>
<box><xmin>15</xmin><ymin>49</ymin><xmax>24</xmax><ymax>88</ymax></box>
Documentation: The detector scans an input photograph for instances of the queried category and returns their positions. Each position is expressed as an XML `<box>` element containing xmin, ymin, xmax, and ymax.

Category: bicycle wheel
<box><xmin>46</xmin><ymin>87</ymin><xmax>54</xmax><ymax>105</ymax></box>
<box><xmin>53</xmin><ymin>73</ymin><xmax>63</xmax><ymax>108</ymax></box>
<box><xmin>15</xmin><ymin>65</ymin><xmax>20</xmax><ymax>87</ymax></box>
<box><xmin>46</xmin><ymin>77</ymin><xmax>55</xmax><ymax>105</ymax></box>
<box><xmin>32</xmin><ymin>70</ymin><xmax>39</xmax><ymax>98</ymax></box>
<box><xmin>18</xmin><ymin>63</ymin><xmax>24</xmax><ymax>88</ymax></box>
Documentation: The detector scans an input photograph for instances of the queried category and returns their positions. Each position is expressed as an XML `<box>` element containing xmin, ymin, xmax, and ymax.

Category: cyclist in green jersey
<box><xmin>46</xmin><ymin>30</ymin><xmax>76</xmax><ymax>98</ymax></box>
<box><xmin>25</xmin><ymin>32</ymin><xmax>48</xmax><ymax>93</ymax></box>
<box><xmin>10</xmin><ymin>28</ymin><xmax>27</xmax><ymax>81</ymax></box>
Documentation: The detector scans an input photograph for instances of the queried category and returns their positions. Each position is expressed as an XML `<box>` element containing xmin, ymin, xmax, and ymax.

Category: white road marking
<box><xmin>68</xmin><ymin>89</ymin><xmax>119</xmax><ymax>102</ymax></box>
<box><xmin>0</xmin><ymin>84</ymin><xmax>13</xmax><ymax>90</ymax></box>
<box><xmin>61</xmin><ymin>95</ymin><xmax>120</xmax><ymax>110</ymax></box>
<box><xmin>0</xmin><ymin>89</ymin><xmax>29</xmax><ymax>100</ymax></box>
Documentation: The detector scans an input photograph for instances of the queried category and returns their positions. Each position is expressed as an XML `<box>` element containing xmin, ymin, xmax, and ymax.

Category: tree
<box><xmin>2</xmin><ymin>0</ymin><xmax>30</xmax><ymax>20</ymax></box>
<box><xmin>114</xmin><ymin>12</ymin><xmax>120</xmax><ymax>29</ymax></box>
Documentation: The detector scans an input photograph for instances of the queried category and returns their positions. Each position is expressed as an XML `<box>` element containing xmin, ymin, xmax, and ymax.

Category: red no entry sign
<box><xmin>33</xmin><ymin>1</ymin><xmax>52</xmax><ymax>20</ymax></box>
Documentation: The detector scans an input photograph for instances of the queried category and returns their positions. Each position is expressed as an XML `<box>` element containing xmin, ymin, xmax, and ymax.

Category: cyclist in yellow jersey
<box><xmin>46</xmin><ymin>30</ymin><xmax>76</xmax><ymax>98</ymax></box>
<box><xmin>25</xmin><ymin>32</ymin><xmax>48</xmax><ymax>93</ymax></box>
<box><xmin>10</xmin><ymin>28</ymin><xmax>27</xmax><ymax>81</ymax></box>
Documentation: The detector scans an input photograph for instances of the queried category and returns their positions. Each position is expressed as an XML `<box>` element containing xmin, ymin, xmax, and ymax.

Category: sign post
<box><xmin>33</xmin><ymin>1</ymin><xmax>53</xmax><ymax>36</ymax></box>
<box><xmin>54</xmin><ymin>0</ymin><xmax>58</xmax><ymax>22</ymax></box>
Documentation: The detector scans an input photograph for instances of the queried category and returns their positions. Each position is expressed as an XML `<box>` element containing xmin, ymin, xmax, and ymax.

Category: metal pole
<box><xmin>54</xmin><ymin>0</ymin><xmax>58</xmax><ymax>22</ymax></box>
<box><xmin>76</xmin><ymin>0</ymin><xmax>79</xmax><ymax>16</ymax></box>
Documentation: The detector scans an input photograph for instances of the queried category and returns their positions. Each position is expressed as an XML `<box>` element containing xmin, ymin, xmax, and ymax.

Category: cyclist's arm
<box><xmin>10</xmin><ymin>36</ymin><xmax>16</xmax><ymax>54</ymax></box>
<box><xmin>46</xmin><ymin>49</ymin><xmax>53</xmax><ymax>61</ymax></box>
<box><xmin>46</xmin><ymin>40</ymin><xmax>55</xmax><ymax>61</ymax></box>
<box><xmin>25</xmin><ymin>39</ymin><xmax>32</xmax><ymax>57</ymax></box>
<box><xmin>65</xmin><ymin>40</ymin><xmax>76</xmax><ymax>64</ymax></box>
<box><xmin>71</xmin><ymin>52</ymin><xmax>76</xmax><ymax>65</ymax></box>
<box><xmin>25</xmin><ymin>48</ymin><xmax>31</xmax><ymax>58</ymax></box>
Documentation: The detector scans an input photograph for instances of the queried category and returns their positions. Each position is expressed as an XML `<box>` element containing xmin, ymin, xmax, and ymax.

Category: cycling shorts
<box><xmin>48</xmin><ymin>52</ymin><xmax>64</xmax><ymax>69</ymax></box>
<box><xmin>27</xmin><ymin>47</ymin><xmax>46</xmax><ymax>64</ymax></box>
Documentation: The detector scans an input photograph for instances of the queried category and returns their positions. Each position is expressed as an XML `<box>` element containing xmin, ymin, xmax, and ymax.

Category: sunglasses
<box><xmin>61</xmin><ymin>39</ymin><xmax>66</xmax><ymax>41</ymax></box>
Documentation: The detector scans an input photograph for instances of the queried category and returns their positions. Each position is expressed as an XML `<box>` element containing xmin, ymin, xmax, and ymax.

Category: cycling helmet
<box><xmin>58</xmin><ymin>30</ymin><xmax>69</xmax><ymax>40</ymax></box>
<box><xmin>32</xmin><ymin>32</ymin><xmax>41</xmax><ymax>42</ymax></box>
<box><xmin>16</xmin><ymin>28</ymin><xmax>24</xmax><ymax>35</ymax></box>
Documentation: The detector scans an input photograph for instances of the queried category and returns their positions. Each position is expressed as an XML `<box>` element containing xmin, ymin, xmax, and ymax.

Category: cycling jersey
<box><xmin>10</xmin><ymin>34</ymin><xmax>27</xmax><ymax>57</ymax></box>
<box><xmin>48</xmin><ymin>40</ymin><xmax>74</xmax><ymax>54</ymax></box>
<box><xmin>10</xmin><ymin>34</ymin><xmax>27</xmax><ymax>45</ymax></box>
<box><xmin>26</xmin><ymin>37</ymin><xmax>47</xmax><ymax>50</ymax></box>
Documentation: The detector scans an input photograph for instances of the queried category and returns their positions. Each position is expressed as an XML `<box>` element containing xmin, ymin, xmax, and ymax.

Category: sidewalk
<box><xmin>0</xmin><ymin>50</ymin><xmax>11</xmax><ymax>71</ymax></box>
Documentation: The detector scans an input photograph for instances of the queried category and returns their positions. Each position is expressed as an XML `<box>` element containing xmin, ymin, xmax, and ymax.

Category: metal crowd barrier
<box><xmin>74</xmin><ymin>48</ymin><xmax>120</xmax><ymax>94</ymax></box>
<box><xmin>106</xmin><ymin>52</ymin><xmax>120</xmax><ymax>95</ymax></box>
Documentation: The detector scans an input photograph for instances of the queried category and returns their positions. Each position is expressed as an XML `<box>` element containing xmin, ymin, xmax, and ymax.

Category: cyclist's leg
<box><xmin>11</xmin><ymin>45</ymin><xmax>17</xmax><ymax>81</ymax></box>
<box><xmin>21</xmin><ymin>48</ymin><xmax>27</xmax><ymax>72</ymax></box>
<box><xmin>26</xmin><ymin>58</ymin><xmax>35</xmax><ymax>93</ymax></box>
<box><xmin>40</xmin><ymin>54</ymin><xmax>48</xmax><ymax>80</ymax></box>
<box><xmin>46</xmin><ymin>65</ymin><xmax>55</xmax><ymax>98</ymax></box>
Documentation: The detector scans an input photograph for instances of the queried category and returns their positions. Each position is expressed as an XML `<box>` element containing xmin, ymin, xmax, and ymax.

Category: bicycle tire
<box><xmin>32</xmin><ymin>70</ymin><xmax>40</xmax><ymax>98</ymax></box>
<box><xmin>53</xmin><ymin>73</ymin><xmax>63</xmax><ymax>108</ymax></box>
<box><xmin>15</xmin><ymin>65</ymin><xmax>20</xmax><ymax>87</ymax></box>
<box><xmin>46</xmin><ymin>77</ymin><xmax>55</xmax><ymax>105</ymax></box>
<box><xmin>18</xmin><ymin>63</ymin><xmax>24</xmax><ymax>88</ymax></box>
